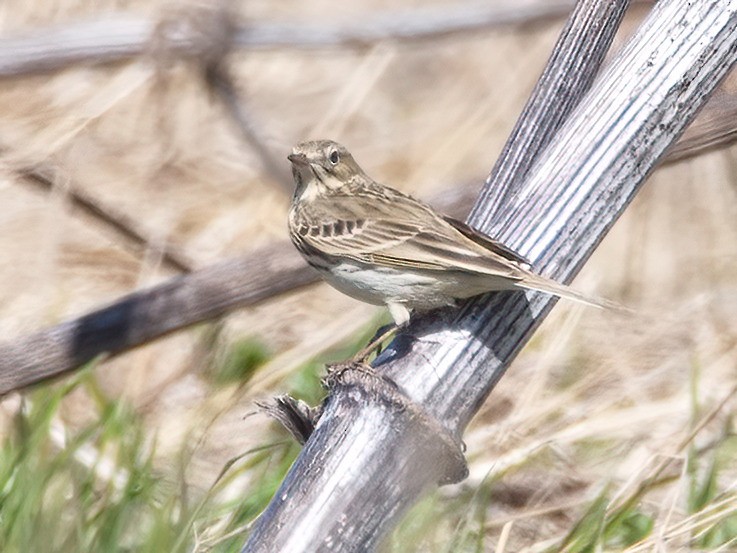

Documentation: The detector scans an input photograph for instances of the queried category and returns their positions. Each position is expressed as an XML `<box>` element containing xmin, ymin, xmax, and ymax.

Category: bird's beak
<box><xmin>287</xmin><ymin>152</ymin><xmax>309</xmax><ymax>166</ymax></box>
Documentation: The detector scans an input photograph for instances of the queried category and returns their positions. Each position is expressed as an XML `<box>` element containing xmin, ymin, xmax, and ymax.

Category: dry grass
<box><xmin>0</xmin><ymin>1</ymin><xmax>735</xmax><ymax>551</ymax></box>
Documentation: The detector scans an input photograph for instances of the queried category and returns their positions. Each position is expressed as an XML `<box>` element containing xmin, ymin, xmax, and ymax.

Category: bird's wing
<box><xmin>300</xmin><ymin>198</ymin><xmax>523</xmax><ymax>277</ymax></box>
<box><xmin>300</xmin><ymin>214</ymin><xmax>441</xmax><ymax>267</ymax></box>
<box><xmin>441</xmin><ymin>215</ymin><xmax>530</xmax><ymax>267</ymax></box>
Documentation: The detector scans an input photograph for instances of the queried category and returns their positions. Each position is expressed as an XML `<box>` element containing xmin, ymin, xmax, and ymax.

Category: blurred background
<box><xmin>0</xmin><ymin>1</ymin><xmax>736</xmax><ymax>551</ymax></box>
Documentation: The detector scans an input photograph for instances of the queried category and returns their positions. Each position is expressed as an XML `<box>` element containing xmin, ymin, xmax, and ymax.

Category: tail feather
<box><xmin>514</xmin><ymin>273</ymin><xmax>627</xmax><ymax>312</ymax></box>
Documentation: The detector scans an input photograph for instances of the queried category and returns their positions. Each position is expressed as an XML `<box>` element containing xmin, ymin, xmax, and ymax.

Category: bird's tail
<box><xmin>514</xmin><ymin>273</ymin><xmax>627</xmax><ymax>312</ymax></box>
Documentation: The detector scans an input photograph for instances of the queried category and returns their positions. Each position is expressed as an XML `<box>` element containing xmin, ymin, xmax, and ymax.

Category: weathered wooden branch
<box><xmin>473</xmin><ymin>0</ymin><xmax>621</xmax><ymax>221</ymax></box>
<box><xmin>242</xmin><ymin>0</ymin><xmax>737</xmax><ymax>551</ymax></box>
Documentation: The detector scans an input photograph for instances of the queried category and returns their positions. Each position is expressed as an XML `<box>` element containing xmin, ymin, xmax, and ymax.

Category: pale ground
<box><xmin>0</xmin><ymin>1</ymin><xmax>736</xmax><ymax>550</ymax></box>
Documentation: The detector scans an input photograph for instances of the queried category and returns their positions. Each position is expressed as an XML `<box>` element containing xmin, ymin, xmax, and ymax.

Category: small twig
<box><xmin>14</xmin><ymin>162</ymin><xmax>195</xmax><ymax>273</ymax></box>
<box><xmin>206</xmin><ymin>66</ymin><xmax>293</xmax><ymax>193</ymax></box>
<box><xmin>256</xmin><ymin>395</ymin><xmax>323</xmax><ymax>445</ymax></box>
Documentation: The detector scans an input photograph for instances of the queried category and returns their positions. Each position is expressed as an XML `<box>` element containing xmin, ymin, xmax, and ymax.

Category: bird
<box><xmin>287</xmin><ymin>140</ymin><xmax>614</xmax><ymax>345</ymax></box>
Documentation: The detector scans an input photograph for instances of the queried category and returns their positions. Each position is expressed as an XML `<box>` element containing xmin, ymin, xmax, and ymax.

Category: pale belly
<box><xmin>318</xmin><ymin>261</ymin><xmax>471</xmax><ymax>310</ymax></box>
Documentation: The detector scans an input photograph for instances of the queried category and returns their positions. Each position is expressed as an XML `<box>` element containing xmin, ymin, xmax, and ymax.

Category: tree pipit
<box><xmin>288</xmin><ymin>140</ymin><xmax>615</xmax><ymax>360</ymax></box>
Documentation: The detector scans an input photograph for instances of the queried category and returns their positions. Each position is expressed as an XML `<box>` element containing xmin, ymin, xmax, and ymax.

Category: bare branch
<box><xmin>234</xmin><ymin>1</ymin><xmax>577</xmax><ymax>49</ymax></box>
<box><xmin>0</xmin><ymin>17</ymin><xmax>148</xmax><ymax>77</ymax></box>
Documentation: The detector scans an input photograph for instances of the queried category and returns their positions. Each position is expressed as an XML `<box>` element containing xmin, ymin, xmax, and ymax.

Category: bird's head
<box><xmin>287</xmin><ymin>140</ymin><xmax>365</xmax><ymax>202</ymax></box>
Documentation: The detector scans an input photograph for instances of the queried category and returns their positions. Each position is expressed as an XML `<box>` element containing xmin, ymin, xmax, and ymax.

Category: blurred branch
<box><xmin>160</xmin><ymin>5</ymin><xmax>296</xmax><ymax>195</ymax></box>
<box><xmin>667</xmin><ymin>73</ymin><xmax>737</xmax><ymax>162</ymax></box>
<box><xmin>0</xmin><ymin>183</ymin><xmax>477</xmax><ymax>396</ymax></box>
<box><xmin>0</xmin><ymin>242</ymin><xmax>309</xmax><ymax>394</ymax></box>
<box><xmin>14</xmin><ymin>162</ymin><xmax>195</xmax><ymax>273</ymax></box>
<box><xmin>0</xmin><ymin>2</ymin><xmax>576</xmax><ymax>79</ymax></box>
<box><xmin>242</xmin><ymin>1</ymin><xmax>737</xmax><ymax>551</ymax></box>
<box><xmin>233</xmin><ymin>1</ymin><xmax>577</xmax><ymax>48</ymax></box>
<box><xmin>205</xmin><ymin>65</ymin><xmax>294</xmax><ymax>193</ymax></box>
<box><xmin>4</xmin><ymin>4</ymin><xmax>735</xmax><ymax>161</ymax></box>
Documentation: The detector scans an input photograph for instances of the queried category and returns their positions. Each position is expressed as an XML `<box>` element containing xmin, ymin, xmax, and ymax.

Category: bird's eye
<box><xmin>328</xmin><ymin>150</ymin><xmax>340</xmax><ymax>165</ymax></box>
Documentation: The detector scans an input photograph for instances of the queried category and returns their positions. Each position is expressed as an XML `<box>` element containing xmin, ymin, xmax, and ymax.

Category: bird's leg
<box><xmin>351</xmin><ymin>324</ymin><xmax>398</xmax><ymax>363</ymax></box>
<box><xmin>368</xmin><ymin>322</ymin><xmax>395</xmax><ymax>351</ymax></box>
<box><xmin>351</xmin><ymin>303</ymin><xmax>410</xmax><ymax>363</ymax></box>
